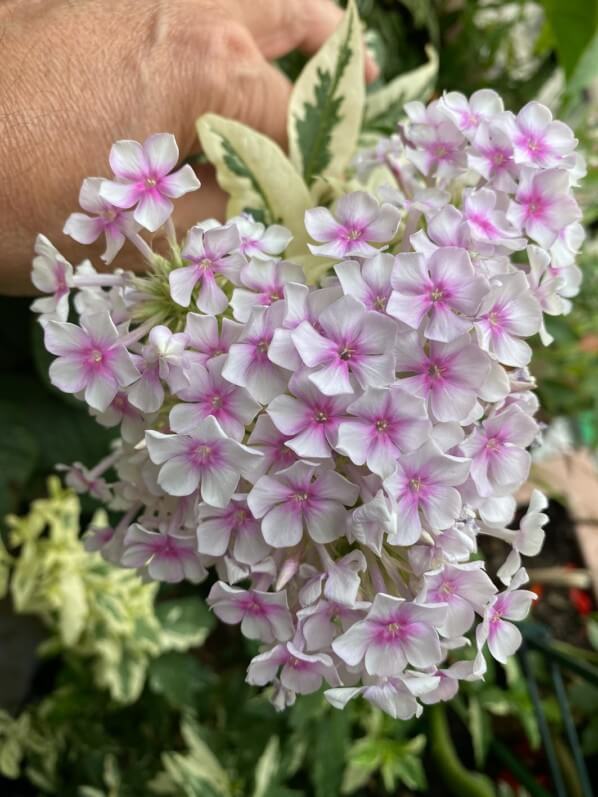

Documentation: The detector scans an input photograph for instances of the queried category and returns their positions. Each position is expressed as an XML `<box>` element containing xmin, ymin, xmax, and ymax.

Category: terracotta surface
<box><xmin>520</xmin><ymin>450</ymin><xmax>598</xmax><ymax>597</ymax></box>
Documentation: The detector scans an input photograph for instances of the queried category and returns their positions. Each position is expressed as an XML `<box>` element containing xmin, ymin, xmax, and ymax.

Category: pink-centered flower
<box><xmin>44</xmin><ymin>312</ymin><xmax>139</xmax><ymax>411</ymax></box>
<box><xmin>335</xmin><ymin>386</ymin><xmax>431</xmax><ymax>477</ymax></box>
<box><xmin>171</xmin><ymin>356</ymin><xmax>260</xmax><ymax>441</ymax></box>
<box><xmin>388</xmin><ymin>247</ymin><xmax>486</xmax><ymax>341</ymax></box>
<box><xmin>496</xmin><ymin>489</ymin><xmax>548</xmax><ymax>585</ymax></box>
<box><xmin>247</xmin><ymin>415</ymin><xmax>299</xmax><ymax>475</ymax></box>
<box><xmin>92</xmin><ymin>391</ymin><xmax>147</xmax><ymax>444</ymax></box>
<box><xmin>497</xmin><ymin>101</ymin><xmax>577</xmax><ymax>168</ymax></box>
<box><xmin>298</xmin><ymin>599</ymin><xmax>368</xmax><ymax>651</ymax></box>
<box><xmin>207</xmin><ymin>582</ymin><xmax>293</xmax><ymax>643</ymax></box>
<box><xmin>327</xmin><ymin>673</ymin><xmax>438</xmax><ymax>720</ymax></box>
<box><xmin>145</xmin><ymin>414</ymin><xmax>262</xmax><ymax>505</ymax></box>
<box><xmin>247</xmin><ymin>641</ymin><xmax>340</xmax><ymax>694</ymax></box>
<box><xmin>424</xmin><ymin>562</ymin><xmax>497</xmax><ymax>636</ymax></box>
<box><xmin>462</xmin><ymin>189</ymin><xmax>525</xmax><ymax>253</ymax></box>
<box><xmin>305</xmin><ymin>191</ymin><xmax>400</xmax><ymax>258</ymax></box>
<box><xmin>170</xmin><ymin>224</ymin><xmax>245</xmax><ymax>313</ymax></box>
<box><xmin>477</xmin><ymin>581</ymin><xmax>536</xmax><ymax>663</ymax></box>
<box><xmin>222</xmin><ymin>303</ymin><xmax>289</xmax><ymax>404</ymax></box>
<box><xmin>128</xmin><ymin>325</ymin><xmax>190</xmax><ymax>413</ymax></box>
<box><xmin>267</xmin><ymin>369</ymin><xmax>352</xmax><ymax>459</ymax></box>
<box><xmin>410</xmin><ymin>206</ymin><xmax>471</xmax><ymax>257</ymax></box>
<box><xmin>334</xmin><ymin>254</ymin><xmax>395</xmax><ymax>313</ymax></box>
<box><xmin>406</xmin><ymin>117</ymin><xmax>466</xmax><ymax>180</ymax></box>
<box><xmin>122</xmin><ymin>524</ymin><xmax>205</xmax><ymax>583</ymax></box>
<box><xmin>332</xmin><ymin>594</ymin><xmax>446</xmax><ymax>677</ymax></box>
<box><xmin>64</xmin><ymin>177</ymin><xmax>139</xmax><ymax>264</ymax></box>
<box><xmin>31</xmin><ymin>235</ymin><xmax>73</xmax><ymax>323</ymax></box>
<box><xmin>100</xmin><ymin>133</ymin><xmax>200</xmax><ymax>231</ymax></box>
<box><xmin>231</xmin><ymin>258</ymin><xmax>305</xmax><ymax>322</ymax></box>
<box><xmin>468</xmin><ymin>122</ymin><xmax>518</xmax><ymax>193</ymax></box>
<box><xmin>232</xmin><ymin>214</ymin><xmax>293</xmax><ymax>260</ymax></box>
<box><xmin>441</xmin><ymin>89</ymin><xmax>504</xmax><ymax>138</ymax></box>
<box><xmin>475</xmin><ymin>272</ymin><xmax>542</xmax><ymax>367</ymax></box>
<box><xmin>396</xmin><ymin>333</ymin><xmax>490</xmax><ymax>422</ymax></box>
<box><xmin>184</xmin><ymin>313</ymin><xmax>243</xmax><ymax>365</ymax></box>
<box><xmin>268</xmin><ymin>283</ymin><xmax>341</xmax><ymax>370</ymax></box>
<box><xmin>382</xmin><ymin>442</ymin><xmax>470</xmax><ymax>545</ymax></box>
<box><xmin>291</xmin><ymin>295</ymin><xmax>397</xmax><ymax>395</ymax></box>
<box><xmin>461</xmin><ymin>405</ymin><xmax>538</xmax><ymax>498</ymax></box>
<box><xmin>197</xmin><ymin>497</ymin><xmax>270</xmax><ymax>564</ymax></box>
<box><xmin>507</xmin><ymin>167</ymin><xmax>581</xmax><ymax>248</ymax></box>
<box><xmin>247</xmin><ymin>461</ymin><xmax>358</xmax><ymax>548</ymax></box>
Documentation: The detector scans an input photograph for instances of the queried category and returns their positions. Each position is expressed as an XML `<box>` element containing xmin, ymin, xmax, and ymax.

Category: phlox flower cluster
<box><xmin>32</xmin><ymin>94</ymin><xmax>584</xmax><ymax>719</ymax></box>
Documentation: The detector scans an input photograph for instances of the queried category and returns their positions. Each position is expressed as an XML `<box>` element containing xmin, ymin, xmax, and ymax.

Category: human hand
<box><xmin>0</xmin><ymin>0</ymin><xmax>378</xmax><ymax>294</ymax></box>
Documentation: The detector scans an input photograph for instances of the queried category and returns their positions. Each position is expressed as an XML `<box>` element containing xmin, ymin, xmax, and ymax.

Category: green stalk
<box><xmin>428</xmin><ymin>704</ymin><xmax>495</xmax><ymax>797</ymax></box>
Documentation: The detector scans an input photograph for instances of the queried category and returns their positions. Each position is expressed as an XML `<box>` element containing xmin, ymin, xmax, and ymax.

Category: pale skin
<box><xmin>0</xmin><ymin>0</ymin><xmax>378</xmax><ymax>295</ymax></box>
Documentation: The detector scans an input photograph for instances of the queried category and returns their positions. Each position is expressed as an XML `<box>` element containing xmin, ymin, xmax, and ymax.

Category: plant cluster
<box><xmin>29</xmin><ymin>0</ymin><xmax>586</xmax><ymax>721</ymax></box>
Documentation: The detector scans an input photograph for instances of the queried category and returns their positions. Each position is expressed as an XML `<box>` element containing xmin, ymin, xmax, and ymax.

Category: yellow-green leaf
<box><xmin>288</xmin><ymin>0</ymin><xmax>365</xmax><ymax>186</ymax></box>
<box><xmin>196</xmin><ymin>113</ymin><xmax>311</xmax><ymax>257</ymax></box>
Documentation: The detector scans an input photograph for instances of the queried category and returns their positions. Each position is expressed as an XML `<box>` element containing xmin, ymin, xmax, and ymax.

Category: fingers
<box><xmin>230</xmin><ymin>0</ymin><xmax>379</xmax><ymax>81</ymax></box>
<box><xmin>230</xmin><ymin>0</ymin><xmax>342</xmax><ymax>58</ymax></box>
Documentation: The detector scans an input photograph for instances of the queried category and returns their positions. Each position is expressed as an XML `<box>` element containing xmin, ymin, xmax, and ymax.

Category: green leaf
<box><xmin>540</xmin><ymin>0</ymin><xmax>598</xmax><ymax>76</ymax></box>
<box><xmin>364</xmin><ymin>45</ymin><xmax>438</xmax><ymax>135</ymax></box>
<box><xmin>565</xmin><ymin>28</ymin><xmax>598</xmax><ymax>96</ymax></box>
<box><xmin>468</xmin><ymin>697</ymin><xmax>491</xmax><ymax>768</ymax></box>
<box><xmin>155</xmin><ymin>596</ymin><xmax>215</xmax><ymax>652</ymax></box>
<box><xmin>196</xmin><ymin>113</ymin><xmax>311</xmax><ymax>257</ymax></box>
<box><xmin>288</xmin><ymin>0</ymin><xmax>365</xmax><ymax>186</ymax></box>
<box><xmin>252</xmin><ymin>736</ymin><xmax>280</xmax><ymax>797</ymax></box>
<box><xmin>312</xmin><ymin>709</ymin><xmax>350</xmax><ymax>797</ymax></box>
<box><xmin>149</xmin><ymin>652</ymin><xmax>213</xmax><ymax>709</ymax></box>
<box><xmin>0</xmin><ymin>422</ymin><xmax>38</xmax><ymax>520</ymax></box>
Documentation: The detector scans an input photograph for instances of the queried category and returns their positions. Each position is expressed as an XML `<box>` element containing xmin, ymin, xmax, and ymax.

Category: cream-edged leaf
<box><xmin>364</xmin><ymin>45</ymin><xmax>439</xmax><ymax>135</ymax></box>
<box><xmin>197</xmin><ymin>113</ymin><xmax>311</xmax><ymax>256</ymax></box>
<box><xmin>288</xmin><ymin>0</ymin><xmax>365</xmax><ymax>186</ymax></box>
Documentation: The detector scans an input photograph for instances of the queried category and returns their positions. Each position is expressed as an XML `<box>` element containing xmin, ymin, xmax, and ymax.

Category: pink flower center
<box><xmin>373</xmin><ymin>294</ymin><xmax>388</xmax><ymax>311</ymax></box>
<box><xmin>210</xmin><ymin>394</ymin><xmax>224</xmax><ymax>409</ymax></box>
<box><xmin>190</xmin><ymin>443</ymin><xmax>213</xmax><ymax>466</ymax></box>
<box><xmin>293</xmin><ymin>491</ymin><xmax>309</xmax><ymax>504</ymax></box>
<box><xmin>339</xmin><ymin>345</ymin><xmax>356</xmax><ymax>361</ymax></box>
<box><xmin>314</xmin><ymin>410</ymin><xmax>328</xmax><ymax>424</ymax></box>
<box><xmin>88</xmin><ymin>348</ymin><xmax>104</xmax><ymax>365</ymax></box>
<box><xmin>484</xmin><ymin>434</ymin><xmax>505</xmax><ymax>457</ymax></box>
<box><xmin>430</xmin><ymin>287</ymin><xmax>444</xmax><ymax>302</ymax></box>
<box><xmin>427</xmin><ymin>363</ymin><xmax>444</xmax><ymax>378</ymax></box>
<box><xmin>145</xmin><ymin>177</ymin><xmax>158</xmax><ymax>188</ymax></box>
<box><xmin>345</xmin><ymin>228</ymin><xmax>363</xmax><ymax>241</ymax></box>
<box><xmin>409</xmin><ymin>477</ymin><xmax>423</xmax><ymax>492</ymax></box>
<box><xmin>375</xmin><ymin>418</ymin><xmax>389</xmax><ymax>432</ymax></box>
<box><xmin>243</xmin><ymin>597</ymin><xmax>265</xmax><ymax>616</ymax></box>
<box><xmin>375</xmin><ymin>617</ymin><xmax>411</xmax><ymax>643</ymax></box>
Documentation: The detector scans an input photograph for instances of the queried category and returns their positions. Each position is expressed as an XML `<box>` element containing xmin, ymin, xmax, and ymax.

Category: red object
<box><xmin>569</xmin><ymin>587</ymin><xmax>593</xmax><ymax>616</ymax></box>
<box><xmin>530</xmin><ymin>583</ymin><xmax>544</xmax><ymax>599</ymax></box>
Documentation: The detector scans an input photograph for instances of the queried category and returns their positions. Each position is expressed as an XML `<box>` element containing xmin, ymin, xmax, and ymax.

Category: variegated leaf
<box><xmin>364</xmin><ymin>45</ymin><xmax>439</xmax><ymax>135</ymax></box>
<box><xmin>196</xmin><ymin>113</ymin><xmax>311</xmax><ymax>257</ymax></box>
<box><xmin>288</xmin><ymin>0</ymin><xmax>365</xmax><ymax>187</ymax></box>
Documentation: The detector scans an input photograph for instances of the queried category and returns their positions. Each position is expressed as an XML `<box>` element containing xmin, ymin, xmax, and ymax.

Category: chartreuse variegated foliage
<box><xmin>196</xmin><ymin>0</ymin><xmax>437</xmax><ymax>285</ymax></box>
<box><xmin>0</xmin><ymin>478</ymin><xmax>214</xmax><ymax>705</ymax></box>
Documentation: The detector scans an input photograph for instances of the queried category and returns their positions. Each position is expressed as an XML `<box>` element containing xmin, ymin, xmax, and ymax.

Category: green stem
<box><xmin>428</xmin><ymin>704</ymin><xmax>495</xmax><ymax>797</ymax></box>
